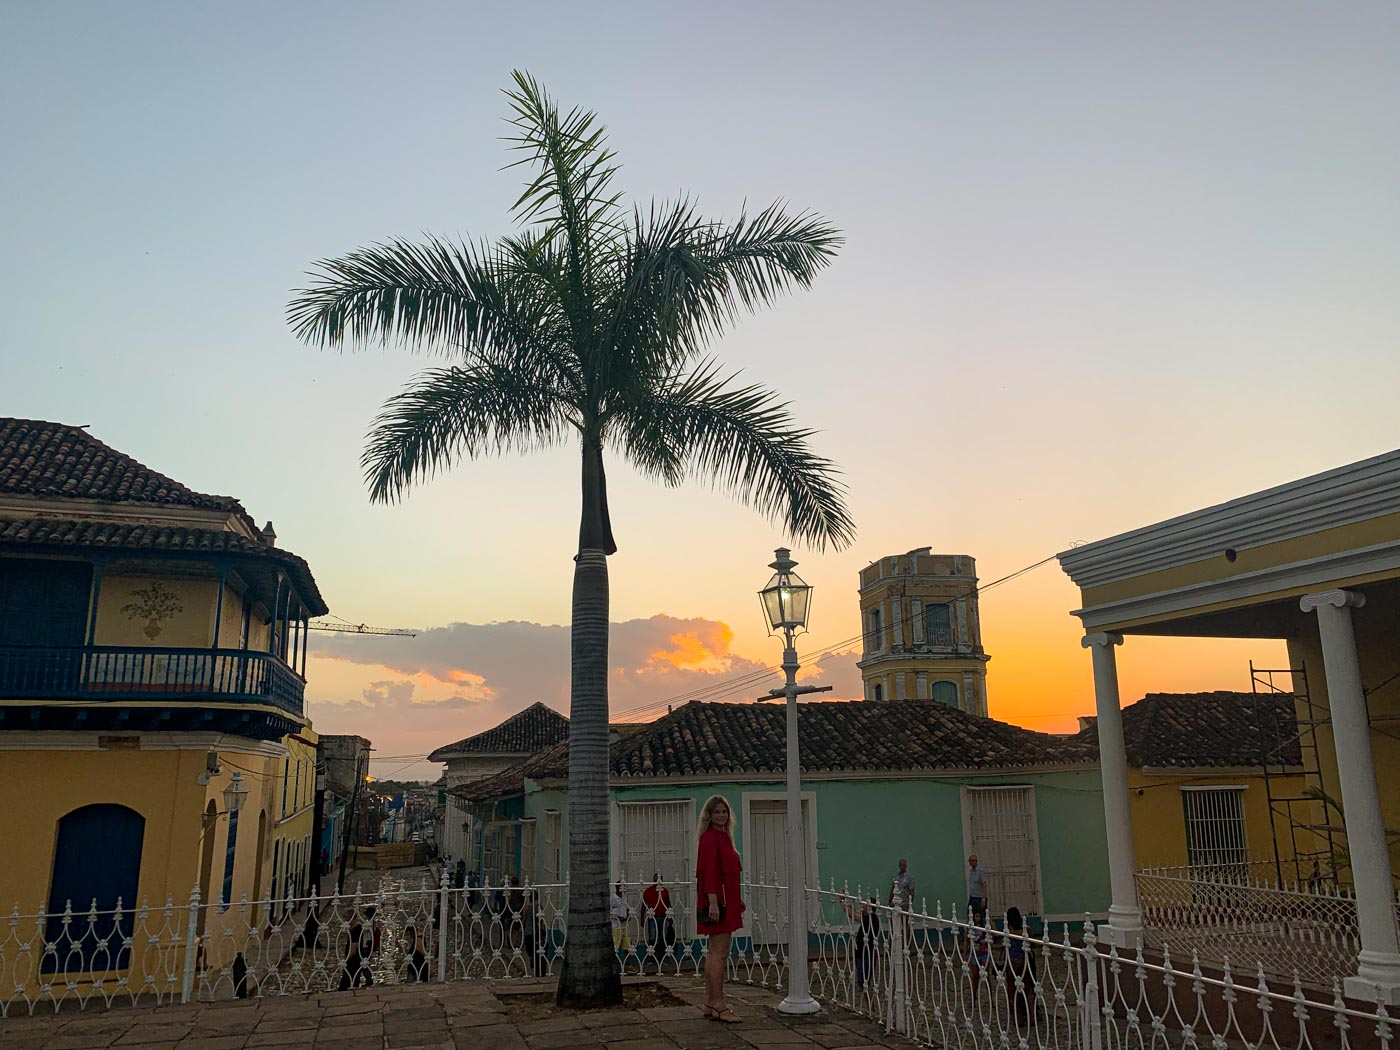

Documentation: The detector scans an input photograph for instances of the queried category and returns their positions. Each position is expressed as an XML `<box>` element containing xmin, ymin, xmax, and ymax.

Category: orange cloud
<box><xmin>645</xmin><ymin>623</ymin><xmax>736</xmax><ymax>673</ymax></box>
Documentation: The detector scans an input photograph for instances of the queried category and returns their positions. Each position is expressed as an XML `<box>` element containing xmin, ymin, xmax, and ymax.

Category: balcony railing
<box><xmin>0</xmin><ymin>645</ymin><xmax>304</xmax><ymax>718</ymax></box>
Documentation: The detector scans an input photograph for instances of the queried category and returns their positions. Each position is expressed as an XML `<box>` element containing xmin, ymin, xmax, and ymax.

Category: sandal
<box><xmin>713</xmin><ymin>1007</ymin><xmax>743</xmax><ymax>1024</ymax></box>
<box><xmin>701</xmin><ymin>1004</ymin><xmax>719</xmax><ymax>1019</ymax></box>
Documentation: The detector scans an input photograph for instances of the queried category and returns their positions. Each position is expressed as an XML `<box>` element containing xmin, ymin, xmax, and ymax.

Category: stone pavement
<box><xmin>0</xmin><ymin>978</ymin><xmax>919</xmax><ymax>1050</ymax></box>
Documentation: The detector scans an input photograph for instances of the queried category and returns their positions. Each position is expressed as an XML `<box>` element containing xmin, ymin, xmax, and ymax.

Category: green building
<box><xmin>456</xmin><ymin>700</ymin><xmax>1110</xmax><ymax>930</ymax></box>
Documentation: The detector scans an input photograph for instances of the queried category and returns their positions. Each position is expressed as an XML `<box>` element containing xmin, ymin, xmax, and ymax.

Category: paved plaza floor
<box><xmin>0</xmin><ymin>978</ymin><xmax>920</xmax><ymax>1049</ymax></box>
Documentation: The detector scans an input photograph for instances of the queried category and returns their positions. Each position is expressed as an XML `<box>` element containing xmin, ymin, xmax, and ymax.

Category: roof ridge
<box><xmin>0</xmin><ymin>417</ymin><xmax>253</xmax><ymax>523</ymax></box>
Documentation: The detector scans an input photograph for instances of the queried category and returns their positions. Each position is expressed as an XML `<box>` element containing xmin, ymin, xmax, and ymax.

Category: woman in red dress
<box><xmin>696</xmin><ymin>794</ymin><xmax>744</xmax><ymax>1023</ymax></box>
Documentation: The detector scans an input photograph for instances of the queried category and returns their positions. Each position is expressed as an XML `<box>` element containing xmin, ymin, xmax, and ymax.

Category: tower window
<box><xmin>925</xmin><ymin>603</ymin><xmax>953</xmax><ymax>647</ymax></box>
<box><xmin>867</xmin><ymin>608</ymin><xmax>883</xmax><ymax>650</ymax></box>
<box><xmin>872</xmin><ymin>682</ymin><xmax>885</xmax><ymax>702</ymax></box>
<box><xmin>931</xmin><ymin>680</ymin><xmax>959</xmax><ymax>707</ymax></box>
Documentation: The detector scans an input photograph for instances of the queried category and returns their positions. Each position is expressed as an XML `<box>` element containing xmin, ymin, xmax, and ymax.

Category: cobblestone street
<box><xmin>0</xmin><ymin>979</ymin><xmax>919</xmax><ymax>1050</ymax></box>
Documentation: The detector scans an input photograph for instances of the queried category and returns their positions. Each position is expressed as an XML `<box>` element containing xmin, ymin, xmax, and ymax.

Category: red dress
<box><xmin>696</xmin><ymin>827</ymin><xmax>744</xmax><ymax>935</ymax></box>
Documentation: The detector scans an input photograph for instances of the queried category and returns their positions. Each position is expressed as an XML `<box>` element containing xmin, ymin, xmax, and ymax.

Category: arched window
<box><xmin>45</xmin><ymin>804</ymin><xmax>144</xmax><ymax>972</ymax></box>
<box><xmin>931</xmin><ymin>680</ymin><xmax>959</xmax><ymax>707</ymax></box>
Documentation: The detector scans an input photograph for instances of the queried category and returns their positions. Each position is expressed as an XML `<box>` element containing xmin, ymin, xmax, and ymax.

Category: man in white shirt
<box><xmin>967</xmin><ymin>854</ymin><xmax>988</xmax><ymax>916</ymax></box>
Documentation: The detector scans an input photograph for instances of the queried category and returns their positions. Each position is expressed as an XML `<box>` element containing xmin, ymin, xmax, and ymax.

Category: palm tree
<box><xmin>288</xmin><ymin>72</ymin><xmax>855</xmax><ymax>1007</ymax></box>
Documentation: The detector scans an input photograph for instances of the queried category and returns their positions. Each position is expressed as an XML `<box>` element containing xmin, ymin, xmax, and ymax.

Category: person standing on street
<box><xmin>888</xmin><ymin>858</ymin><xmax>914</xmax><ymax>910</ymax></box>
<box><xmin>696</xmin><ymin>795</ymin><xmax>745</xmax><ymax>1024</ymax></box>
<box><xmin>966</xmin><ymin>854</ymin><xmax>988</xmax><ymax>917</ymax></box>
<box><xmin>610</xmin><ymin>881</ymin><xmax>633</xmax><ymax>972</ymax></box>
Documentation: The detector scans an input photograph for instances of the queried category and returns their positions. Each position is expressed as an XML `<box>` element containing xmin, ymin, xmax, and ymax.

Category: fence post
<box><xmin>437</xmin><ymin>865</ymin><xmax>450</xmax><ymax>983</ymax></box>
<box><xmin>1080</xmin><ymin>921</ymin><xmax>1103</xmax><ymax>1050</ymax></box>
<box><xmin>181</xmin><ymin>884</ymin><xmax>200</xmax><ymax>1004</ymax></box>
<box><xmin>886</xmin><ymin>907</ymin><xmax>908</xmax><ymax>1035</ymax></box>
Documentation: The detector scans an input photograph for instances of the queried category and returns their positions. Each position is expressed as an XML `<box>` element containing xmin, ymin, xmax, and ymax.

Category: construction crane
<box><xmin>308</xmin><ymin>618</ymin><xmax>417</xmax><ymax>637</ymax></box>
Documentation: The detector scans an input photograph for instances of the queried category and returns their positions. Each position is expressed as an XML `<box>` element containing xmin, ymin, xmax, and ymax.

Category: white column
<box><xmin>1301</xmin><ymin>589</ymin><xmax>1400</xmax><ymax>1004</ymax></box>
<box><xmin>911</xmin><ymin>599</ymin><xmax>925</xmax><ymax>645</ymax></box>
<box><xmin>895</xmin><ymin>672</ymin><xmax>907</xmax><ymax>701</ymax></box>
<box><xmin>1082</xmin><ymin>631</ymin><xmax>1142</xmax><ymax>947</ymax></box>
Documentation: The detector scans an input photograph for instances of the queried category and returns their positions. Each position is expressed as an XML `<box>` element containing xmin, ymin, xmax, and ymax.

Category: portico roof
<box><xmin>1058</xmin><ymin>449</ymin><xmax>1400</xmax><ymax>635</ymax></box>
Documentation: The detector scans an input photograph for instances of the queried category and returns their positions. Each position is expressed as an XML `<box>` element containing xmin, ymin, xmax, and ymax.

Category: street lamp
<box><xmin>203</xmin><ymin>771</ymin><xmax>249</xmax><ymax>828</ymax></box>
<box><xmin>222</xmin><ymin>772</ymin><xmax>248</xmax><ymax>815</ymax></box>
<box><xmin>757</xmin><ymin>548</ymin><xmax>829</xmax><ymax>1015</ymax></box>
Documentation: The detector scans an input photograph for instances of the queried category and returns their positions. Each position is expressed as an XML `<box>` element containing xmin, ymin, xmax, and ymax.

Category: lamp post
<box><xmin>203</xmin><ymin>771</ymin><xmax>249</xmax><ymax>829</ymax></box>
<box><xmin>757</xmin><ymin>548</ymin><xmax>830</xmax><ymax>1015</ymax></box>
<box><xmin>223</xmin><ymin>772</ymin><xmax>248</xmax><ymax>815</ymax></box>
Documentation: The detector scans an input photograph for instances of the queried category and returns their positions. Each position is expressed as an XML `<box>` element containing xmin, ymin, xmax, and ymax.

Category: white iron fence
<box><xmin>4</xmin><ymin>871</ymin><xmax>1397</xmax><ymax>1050</ymax></box>
<box><xmin>795</xmin><ymin>881</ymin><xmax>1394</xmax><ymax>1050</ymax></box>
<box><xmin>1135</xmin><ymin>864</ymin><xmax>1400</xmax><ymax>989</ymax></box>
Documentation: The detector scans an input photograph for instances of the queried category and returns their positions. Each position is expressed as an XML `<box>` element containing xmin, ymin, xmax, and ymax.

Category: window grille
<box><xmin>925</xmin><ymin>603</ymin><xmax>953</xmax><ymax>647</ymax></box>
<box><xmin>1182</xmin><ymin>787</ymin><xmax>1248</xmax><ymax>882</ymax></box>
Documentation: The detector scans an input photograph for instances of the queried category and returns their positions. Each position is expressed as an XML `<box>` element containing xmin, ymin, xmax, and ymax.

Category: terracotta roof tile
<box><xmin>0</xmin><ymin>418</ymin><xmax>249</xmax><ymax>517</ymax></box>
<box><xmin>456</xmin><ymin>700</ymin><xmax>1094</xmax><ymax>802</ymax></box>
<box><xmin>1079</xmin><ymin>691</ymin><xmax>1301</xmax><ymax>768</ymax></box>
<box><xmin>429</xmin><ymin>702</ymin><xmax>569</xmax><ymax>762</ymax></box>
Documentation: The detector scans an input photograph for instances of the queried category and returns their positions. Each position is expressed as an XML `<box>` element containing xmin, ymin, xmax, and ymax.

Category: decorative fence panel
<box><xmin>3</xmin><ymin>872</ymin><xmax>1396</xmax><ymax>1050</ymax></box>
<box><xmin>1134</xmin><ymin>864</ymin><xmax>1400</xmax><ymax>989</ymax></box>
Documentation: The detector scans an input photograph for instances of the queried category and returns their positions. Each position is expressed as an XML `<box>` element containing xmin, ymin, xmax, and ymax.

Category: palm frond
<box><xmin>362</xmin><ymin>364</ymin><xmax>572</xmax><ymax>503</ymax></box>
<box><xmin>617</xmin><ymin>362</ymin><xmax>856</xmax><ymax>552</ymax></box>
<box><xmin>288</xmin><ymin>236</ymin><xmax>556</xmax><ymax>364</ymax></box>
<box><xmin>602</xmin><ymin>198</ymin><xmax>842</xmax><ymax>377</ymax></box>
<box><xmin>502</xmin><ymin>70</ymin><xmax>624</xmax><ymax>238</ymax></box>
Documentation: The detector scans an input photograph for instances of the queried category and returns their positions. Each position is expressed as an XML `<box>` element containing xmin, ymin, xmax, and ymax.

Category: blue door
<box><xmin>45</xmin><ymin>804</ymin><xmax>145</xmax><ymax>972</ymax></box>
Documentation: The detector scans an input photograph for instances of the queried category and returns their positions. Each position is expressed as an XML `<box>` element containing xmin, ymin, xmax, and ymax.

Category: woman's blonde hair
<box><xmin>696</xmin><ymin>794</ymin><xmax>736</xmax><ymax>847</ymax></box>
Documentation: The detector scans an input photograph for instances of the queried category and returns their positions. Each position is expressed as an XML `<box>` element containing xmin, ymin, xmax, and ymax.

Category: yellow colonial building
<box><xmin>1059</xmin><ymin>448</ymin><xmax>1400</xmax><ymax>1002</ymax></box>
<box><xmin>857</xmin><ymin>549</ymin><xmax>989</xmax><ymax>715</ymax></box>
<box><xmin>0</xmin><ymin>418</ymin><xmax>328</xmax><ymax>989</ymax></box>
<box><xmin>1077</xmin><ymin>691</ymin><xmax>1307</xmax><ymax>874</ymax></box>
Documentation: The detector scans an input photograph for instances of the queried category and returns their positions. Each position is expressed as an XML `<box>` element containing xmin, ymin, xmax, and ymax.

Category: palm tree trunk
<box><xmin>579</xmin><ymin>434</ymin><xmax>618</xmax><ymax>555</ymax></box>
<box><xmin>557</xmin><ymin>543</ymin><xmax>622</xmax><ymax>1007</ymax></box>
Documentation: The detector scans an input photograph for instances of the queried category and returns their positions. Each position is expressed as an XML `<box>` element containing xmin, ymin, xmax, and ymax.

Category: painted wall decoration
<box><xmin>120</xmin><ymin>582</ymin><xmax>184</xmax><ymax>640</ymax></box>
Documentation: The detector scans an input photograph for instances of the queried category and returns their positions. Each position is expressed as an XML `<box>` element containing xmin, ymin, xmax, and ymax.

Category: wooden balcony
<box><xmin>0</xmin><ymin>645</ymin><xmax>305</xmax><ymax>727</ymax></box>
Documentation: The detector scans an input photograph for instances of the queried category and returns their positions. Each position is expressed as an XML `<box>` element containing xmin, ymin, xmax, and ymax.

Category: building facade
<box><xmin>1058</xmin><ymin>448</ymin><xmax>1400</xmax><ymax>1002</ymax></box>
<box><xmin>0</xmin><ymin>418</ymin><xmax>328</xmax><ymax>990</ymax></box>
<box><xmin>856</xmin><ymin>549</ymin><xmax>989</xmax><ymax>715</ymax></box>
<box><xmin>459</xmin><ymin>700</ymin><xmax>1111</xmax><ymax>926</ymax></box>
<box><xmin>1077</xmin><ymin>691</ymin><xmax>1306</xmax><ymax>874</ymax></box>
<box><xmin>428</xmin><ymin>702</ymin><xmax>568</xmax><ymax>869</ymax></box>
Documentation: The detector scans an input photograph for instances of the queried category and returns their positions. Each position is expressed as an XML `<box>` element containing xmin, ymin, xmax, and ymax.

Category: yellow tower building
<box><xmin>856</xmin><ymin>549</ymin><xmax>989</xmax><ymax>715</ymax></box>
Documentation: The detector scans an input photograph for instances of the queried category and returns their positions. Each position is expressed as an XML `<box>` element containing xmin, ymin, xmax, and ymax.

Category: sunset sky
<box><xmin>5</xmin><ymin>3</ymin><xmax>1398</xmax><ymax>780</ymax></box>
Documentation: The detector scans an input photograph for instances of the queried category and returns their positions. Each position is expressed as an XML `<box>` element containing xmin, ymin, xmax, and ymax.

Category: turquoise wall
<box><xmin>519</xmin><ymin>770</ymin><xmax>1110</xmax><ymax>920</ymax></box>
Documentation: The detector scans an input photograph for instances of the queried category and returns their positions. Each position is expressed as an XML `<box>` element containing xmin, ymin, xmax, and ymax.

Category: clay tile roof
<box><xmin>429</xmin><ymin>702</ymin><xmax>569</xmax><ymax>763</ymax></box>
<box><xmin>1078</xmin><ymin>691</ymin><xmax>1301</xmax><ymax>768</ymax></box>
<box><xmin>0</xmin><ymin>418</ymin><xmax>250</xmax><ymax>518</ymax></box>
<box><xmin>454</xmin><ymin>700</ymin><xmax>1094</xmax><ymax>801</ymax></box>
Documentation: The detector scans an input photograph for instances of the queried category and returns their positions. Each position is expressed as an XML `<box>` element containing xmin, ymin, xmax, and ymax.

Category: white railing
<box><xmin>1135</xmin><ymin>864</ymin><xmax>1400</xmax><ymax>988</ymax></box>
<box><xmin>788</xmin><ymin>881</ymin><xmax>1395</xmax><ymax>1050</ymax></box>
<box><xmin>5</xmin><ymin>869</ymin><xmax>1397</xmax><ymax>1050</ymax></box>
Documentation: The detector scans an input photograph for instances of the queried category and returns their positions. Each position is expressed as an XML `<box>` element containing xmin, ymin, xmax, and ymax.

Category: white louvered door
<box><xmin>963</xmin><ymin>786</ymin><xmax>1043</xmax><ymax>917</ymax></box>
